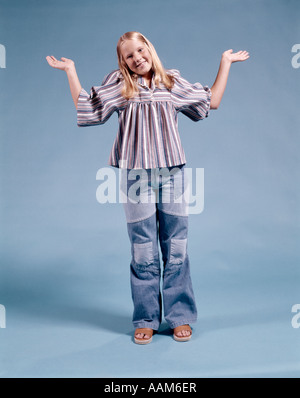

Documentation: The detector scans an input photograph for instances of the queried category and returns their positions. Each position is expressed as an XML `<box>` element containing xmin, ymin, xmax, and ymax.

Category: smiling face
<box><xmin>120</xmin><ymin>39</ymin><xmax>153</xmax><ymax>79</ymax></box>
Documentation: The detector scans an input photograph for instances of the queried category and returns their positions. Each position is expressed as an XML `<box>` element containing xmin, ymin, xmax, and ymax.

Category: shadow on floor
<box><xmin>11</xmin><ymin>303</ymin><xmax>133</xmax><ymax>335</ymax></box>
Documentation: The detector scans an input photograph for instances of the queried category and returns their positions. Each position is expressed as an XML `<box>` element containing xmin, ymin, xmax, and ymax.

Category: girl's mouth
<box><xmin>136</xmin><ymin>61</ymin><xmax>146</xmax><ymax>68</ymax></box>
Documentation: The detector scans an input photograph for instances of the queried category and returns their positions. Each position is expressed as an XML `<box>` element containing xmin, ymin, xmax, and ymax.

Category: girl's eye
<box><xmin>138</xmin><ymin>48</ymin><xmax>143</xmax><ymax>52</ymax></box>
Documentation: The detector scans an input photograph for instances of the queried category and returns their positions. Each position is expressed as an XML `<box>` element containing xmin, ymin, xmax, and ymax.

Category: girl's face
<box><xmin>121</xmin><ymin>39</ymin><xmax>153</xmax><ymax>78</ymax></box>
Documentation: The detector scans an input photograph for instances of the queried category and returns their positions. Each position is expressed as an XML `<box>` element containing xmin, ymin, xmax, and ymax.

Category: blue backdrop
<box><xmin>0</xmin><ymin>0</ymin><xmax>299</xmax><ymax>377</ymax></box>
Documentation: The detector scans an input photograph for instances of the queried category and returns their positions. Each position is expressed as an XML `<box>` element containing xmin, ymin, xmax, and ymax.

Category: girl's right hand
<box><xmin>46</xmin><ymin>55</ymin><xmax>75</xmax><ymax>72</ymax></box>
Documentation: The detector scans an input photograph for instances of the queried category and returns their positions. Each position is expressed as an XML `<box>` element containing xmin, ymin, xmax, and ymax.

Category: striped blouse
<box><xmin>77</xmin><ymin>69</ymin><xmax>211</xmax><ymax>169</ymax></box>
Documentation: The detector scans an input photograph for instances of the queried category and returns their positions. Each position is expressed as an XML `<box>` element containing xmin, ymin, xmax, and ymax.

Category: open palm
<box><xmin>46</xmin><ymin>55</ymin><xmax>74</xmax><ymax>71</ymax></box>
<box><xmin>223</xmin><ymin>49</ymin><xmax>250</xmax><ymax>63</ymax></box>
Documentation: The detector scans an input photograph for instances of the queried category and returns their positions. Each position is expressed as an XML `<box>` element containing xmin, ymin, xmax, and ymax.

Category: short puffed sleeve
<box><xmin>170</xmin><ymin>69</ymin><xmax>211</xmax><ymax>121</ymax></box>
<box><xmin>77</xmin><ymin>70</ymin><xmax>127</xmax><ymax>127</ymax></box>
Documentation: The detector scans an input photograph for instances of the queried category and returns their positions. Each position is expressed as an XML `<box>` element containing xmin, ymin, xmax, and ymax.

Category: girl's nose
<box><xmin>134</xmin><ymin>54</ymin><xmax>142</xmax><ymax>63</ymax></box>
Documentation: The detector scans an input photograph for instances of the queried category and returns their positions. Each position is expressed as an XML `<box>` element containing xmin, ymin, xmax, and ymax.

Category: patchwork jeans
<box><xmin>120</xmin><ymin>166</ymin><xmax>197</xmax><ymax>330</ymax></box>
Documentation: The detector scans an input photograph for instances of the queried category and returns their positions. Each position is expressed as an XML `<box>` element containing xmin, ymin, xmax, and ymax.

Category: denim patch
<box><xmin>133</xmin><ymin>241</ymin><xmax>154</xmax><ymax>266</ymax></box>
<box><xmin>169</xmin><ymin>238</ymin><xmax>187</xmax><ymax>265</ymax></box>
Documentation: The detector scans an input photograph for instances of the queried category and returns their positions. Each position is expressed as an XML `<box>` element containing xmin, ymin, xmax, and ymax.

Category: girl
<box><xmin>46</xmin><ymin>31</ymin><xmax>249</xmax><ymax>344</ymax></box>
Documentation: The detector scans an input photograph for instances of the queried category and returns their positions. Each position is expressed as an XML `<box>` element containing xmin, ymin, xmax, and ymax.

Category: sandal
<box><xmin>134</xmin><ymin>328</ymin><xmax>153</xmax><ymax>345</ymax></box>
<box><xmin>173</xmin><ymin>324</ymin><xmax>192</xmax><ymax>342</ymax></box>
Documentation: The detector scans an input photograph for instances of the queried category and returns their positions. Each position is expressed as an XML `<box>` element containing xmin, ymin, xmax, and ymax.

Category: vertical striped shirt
<box><xmin>77</xmin><ymin>69</ymin><xmax>211</xmax><ymax>169</ymax></box>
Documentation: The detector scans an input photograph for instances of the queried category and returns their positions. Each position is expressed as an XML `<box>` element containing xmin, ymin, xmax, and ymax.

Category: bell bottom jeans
<box><xmin>120</xmin><ymin>166</ymin><xmax>197</xmax><ymax>330</ymax></box>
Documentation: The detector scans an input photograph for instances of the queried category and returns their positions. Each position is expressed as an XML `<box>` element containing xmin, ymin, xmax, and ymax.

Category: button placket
<box><xmin>138</xmin><ymin>78</ymin><xmax>155</xmax><ymax>102</ymax></box>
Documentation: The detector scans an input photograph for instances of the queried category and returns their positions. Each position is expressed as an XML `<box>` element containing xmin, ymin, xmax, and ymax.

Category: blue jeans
<box><xmin>121</xmin><ymin>166</ymin><xmax>197</xmax><ymax>330</ymax></box>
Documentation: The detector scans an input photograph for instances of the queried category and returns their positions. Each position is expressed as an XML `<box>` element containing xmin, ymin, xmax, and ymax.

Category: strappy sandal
<box><xmin>134</xmin><ymin>328</ymin><xmax>153</xmax><ymax>345</ymax></box>
<box><xmin>173</xmin><ymin>324</ymin><xmax>192</xmax><ymax>342</ymax></box>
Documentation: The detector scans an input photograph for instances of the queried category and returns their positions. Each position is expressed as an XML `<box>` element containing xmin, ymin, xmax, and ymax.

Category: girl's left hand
<box><xmin>222</xmin><ymin>49</ymin><xmax>250</xmax><ymax>63</ymax></box>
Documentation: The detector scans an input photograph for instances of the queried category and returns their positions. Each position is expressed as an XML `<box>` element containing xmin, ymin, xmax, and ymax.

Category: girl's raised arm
<box><xmin>210</xmin><ymin>49</ymin><xmax>249</xmax><ymax>110</ymax></box>
<box><xmin>46</xmin><ymin>56</ymin><xmax>82</xmax><ymax>109</ymax></box>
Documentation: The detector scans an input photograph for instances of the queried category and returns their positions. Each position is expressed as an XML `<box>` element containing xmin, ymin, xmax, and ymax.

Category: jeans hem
<box><xmin>167</xmin><ymin>319</ymin><xmax>197</xmax><ymax>329</ymax></box>
<box><xmin>133</xmin><ymin>322</ymin><xmax>161</xmax><ymax>331</ymax></box>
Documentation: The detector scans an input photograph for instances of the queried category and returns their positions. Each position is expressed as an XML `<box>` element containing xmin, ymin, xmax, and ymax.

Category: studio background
<box><xmin>0</xmin><ymin>0</ymin><xmax>299</xmax><ymax>377</ymax></box>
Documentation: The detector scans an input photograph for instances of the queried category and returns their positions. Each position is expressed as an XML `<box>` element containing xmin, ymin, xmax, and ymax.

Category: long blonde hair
<box><xmin>117</xmin><ymin>31</ymin><xmax>174</xmax><ymax>99</ymax></box>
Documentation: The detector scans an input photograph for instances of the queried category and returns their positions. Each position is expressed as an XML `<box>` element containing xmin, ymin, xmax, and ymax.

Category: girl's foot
<box><xmin>173</xmin><ymin>324</ymin><xmax>192</xmax><ymax>342</ymax></box>
<box><xmin>134</xmin><ymin>328</ymin><xmax>153</xmax><ymax>345</ymax></box>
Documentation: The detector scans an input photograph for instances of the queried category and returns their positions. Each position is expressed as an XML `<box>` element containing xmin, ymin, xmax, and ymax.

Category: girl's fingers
<box><xmin>235</xmin><ymin>51</ymin><xmax>250</xmax><ymax>60</ymax></box>
<box><xmin>46</xmin><ymin>56</ymin><xmax>55</xmax><ymax>65</ymax></box>
<box><xmin>46</xmin><ymin>55</ymin><xmax>64</xmax><ymax>69</ymax></box>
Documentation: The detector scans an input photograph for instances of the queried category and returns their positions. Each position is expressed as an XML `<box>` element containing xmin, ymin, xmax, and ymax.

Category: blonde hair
<box><xmin>117</xmin><ymin>31</ymin><xmax>174</xmax><ymax>99</ymax></box>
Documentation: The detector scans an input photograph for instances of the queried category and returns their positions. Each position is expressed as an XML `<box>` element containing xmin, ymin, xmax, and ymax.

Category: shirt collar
<box><xmin>137</xmin><ymin>73</ymin><xmax>155</xmax><ymax>90</ymax></box>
